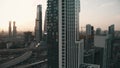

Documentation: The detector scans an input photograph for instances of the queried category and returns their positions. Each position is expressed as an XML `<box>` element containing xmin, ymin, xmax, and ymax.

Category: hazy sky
<box><xmin>0</xmin><ymin>0</ymin><xmax>120</xmax><ymax>32</ymax></box>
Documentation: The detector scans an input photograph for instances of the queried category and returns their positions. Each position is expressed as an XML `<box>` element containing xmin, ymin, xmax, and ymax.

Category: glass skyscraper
<box><xmin>35</xmin><ymin>5</ymin><xmax>42</xmax><ymax>42</ymax></box>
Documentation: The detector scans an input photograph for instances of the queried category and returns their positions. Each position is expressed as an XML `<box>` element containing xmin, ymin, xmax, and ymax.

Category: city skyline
<box><xmin>0</xmin><ymin>0</ymin><xmax>120</xmax><ymax>31</ymax></box>
<box><xmin>0</xmin><ymin>0</ymin><xmax>120</xmax><ymax>68</ymax></box>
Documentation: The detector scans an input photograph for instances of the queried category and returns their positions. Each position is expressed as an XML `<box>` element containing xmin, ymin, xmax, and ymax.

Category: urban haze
<box><xmin>0</xmin><ymin>0</ymin><xmax>120</xmax><ymax>68</ymax></box>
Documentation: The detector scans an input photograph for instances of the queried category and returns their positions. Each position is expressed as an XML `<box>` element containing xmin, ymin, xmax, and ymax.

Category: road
<box><xmin>0</xmin><ymin>42</ymin><xmax>36</xmax><ymax>68</ymax></box>
<box><xmin>16</xmin><ymin>59</ymin><xmax>47</xmax><ymax>68</ymax></box>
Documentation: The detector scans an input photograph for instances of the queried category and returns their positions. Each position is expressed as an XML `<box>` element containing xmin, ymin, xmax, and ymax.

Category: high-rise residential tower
<box><xmin>47</xmin><ymin>0</ymin><xmax>59</xmax><ymax>67</ymax></box>
<box><xmin>13</xmin><ymin>21</ymin><xmax>17</xmax><ymax>38</ymax></box>
<box><xmin>35</xmin><ymin>5</ymin><xmax>42</xmax><ymax>42</ymax></box>
<box><xmin>59</xmin><ymin>0</ymin><xmax>82</xmax><ymax>68</ymax></box>
<box><xmin>47</xmin><ymin>0</ymin><xmax>82</xmax><ymax>68</ymax></box>
<box><xmin>9</xmin><ymin>21</ymin><xmax>12</xmax><ymax>37</ymax></box>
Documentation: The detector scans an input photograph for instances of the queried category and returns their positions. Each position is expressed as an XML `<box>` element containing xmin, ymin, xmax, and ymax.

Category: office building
<box><xmin>47</xmin><ymin>0</ymin><xmax>82</xmax><ymax>68</ymax></box>
<box><xmin>35</xmin><ymin>5</ymin><xmax>42</xmax><ymax>42</ymax></box>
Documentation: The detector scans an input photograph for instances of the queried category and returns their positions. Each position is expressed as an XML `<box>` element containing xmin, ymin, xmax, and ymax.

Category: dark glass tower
<box><xmin>35</xmin><ymin>5</ymin><xmax>42</xmax><ymax>42</ymax></box>
<box><xmin>47</xmin><ymin>0</ymin><xmax>59</xmax><ymax>68</ymax></box>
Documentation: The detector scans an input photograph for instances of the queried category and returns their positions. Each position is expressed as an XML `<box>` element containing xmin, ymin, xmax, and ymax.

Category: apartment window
<box><xmin>62</xmin><ymin>39</ymin><xmax>64</xmax><ymax>41</ymax></box>
<box><xmin>62</xmin><ymin>29</ymin><xmax>65</xmax><ymax>32</ymax></box>
<box><xmin>62</xmin><ymin>42</ymin><xmax>64</xmax><ymax>45</ymax></box>
<box><xmin>62</xmin><ymin>36</ymin><xmax>64</xmax><ymax>38</ymax></box>
<box><xmin>62</xmin><ymin>3</ymin><xmax>64</xmax><ymax>5</ymax></box>
<box><xmin>62</xmin><ymin>49</ymin><xmax>65</xmax><ymax>51</ymax></box>
<box><xmin>62</xmin><ymin>6</ymin><xmax>64</xmax><ymax>9</ymax></box>
<box><xmin>62</xmin><ymin>65</ymin><xmax>64</xmax><ymax>67</ymax></box>
<box><xmin>62</xmin><ymin>33</ymin><xmax>65</xmax><ymax>35</ymax></box>
<box><xmin>62</xmin><ymin>26</ymin><xmax>65</xmax><ymax>28</ymax></box>
<box><xmin>62</xmin><ymin>16</ymin><xmax>64</xmax><ymax>18</ymax></box>
<box><xmin>62</xmin><ymin>52</ymin><xmax>64</xmax><ymax>54</ymax></box>
<box><xmin>62</xmin><ymin>45</ymin><xmax>64</xmax><ymax>48</ymax></box>
<box><xmin>62</xmin><ymin>61</ymin><xmax>64</xmax><ymax>64</ymax></box>
<box><xmin>62</xmin><ymin>13</ymin><xmax>64</xmax><ymax>15</ymax></box>
<box><xmin>62</xmin><ymin>22</ymin><xmax>65</xmax><ymax>25</ymax></box>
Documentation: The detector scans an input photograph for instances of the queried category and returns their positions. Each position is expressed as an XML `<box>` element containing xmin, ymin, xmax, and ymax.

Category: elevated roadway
<box><xmin>16</xmin><ymin>59</ymin><xmax>47</xmax><ymax>68</ymax></box>
<box><xmin>0</xmin><ymin>42</ymin><xmax>46</xmax><ymax>68</ymax></box>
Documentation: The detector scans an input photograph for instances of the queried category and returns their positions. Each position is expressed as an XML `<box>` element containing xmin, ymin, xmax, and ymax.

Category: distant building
<box><xmin>86</xmin><ymin>24</ymin><xmax>94</xmax><ymax>35</ymax></box>
<box><xmin>103</xmin><ymin>25</ymin><xmax>115</xmax><ymax>68</ymax></box>
<box><xmin>108</xmin><ymin>24</ymin><xmax>114</xmax><ymax>37</ymax></box>
<box><xmin>35</xmin><ymin>5</ymin><xmax>42</xmax><ymax>42</ymax></box>
<box><xmin>24</xmin><ymin>32</ymin><xmax>33</xmax><ymax>43</ymax></box>
<box><xmin>85</xmin><ymin>24</ymin><xmax>94</xmax><ymax>50</ymax></box>
<box><xmin>96</xmin><ymin>28</ymin><xmax>102</xmax><ymax>35</ymax></box>
<box><xmin>13</xmin><ymin>21</ymin><xmax>17</xmax><ymax>38</ymax></box>
<box><xmin>8</xmin><ymin>21</ymin><xmax>12</xmax><ymax>38</ymax></box>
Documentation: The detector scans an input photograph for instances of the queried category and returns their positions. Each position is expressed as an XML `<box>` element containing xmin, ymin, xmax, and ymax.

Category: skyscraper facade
<box><xmin>58</xmin><ymin>0</ymin><xmax>81</xmax><ymax>68</ymax></box>
<box><xmin>35</xmin><ymin>5</ymin><xmax>42</xmax><ymax>42</ymax></box>
<box><xmin>47</xmin><ymin>0</ymin><xmax>59</xmax><ymax>68</ymax></box>
<box><xmin>47</xmin><ymin>0</ymin><xmax>82</xmax><ymax>68</ymax></box>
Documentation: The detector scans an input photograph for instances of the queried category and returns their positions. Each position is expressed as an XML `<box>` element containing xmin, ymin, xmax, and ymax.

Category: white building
<box><xmin>58</xmin><ymin>0</ymin><xmax>83</xmax><ymax>68</ymax></box>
